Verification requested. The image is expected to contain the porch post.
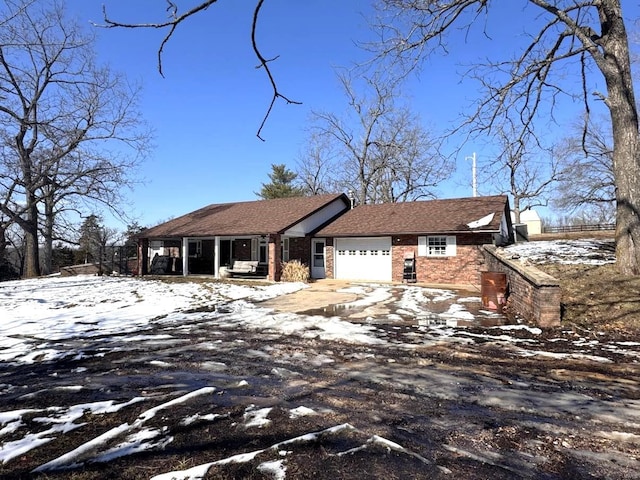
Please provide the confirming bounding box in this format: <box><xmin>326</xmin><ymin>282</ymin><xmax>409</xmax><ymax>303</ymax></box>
<box><xmin>268</xmin><ymin>234</ymin><xmax>282</xmax><ymax>282</ymax></box>
<box><xmin>182</xmin><ymin>238</ymin><xmax>188</xmax><ymax>276</ymax></box>
<box><xmin>214</xmin><ymin>236</ymin><xmax>220</xmax><ymax>279</ymax></box>
<box><xmin>138</xmin><ymin>238</ymin><xmax>149</xmax><ymax>276</ymax></box>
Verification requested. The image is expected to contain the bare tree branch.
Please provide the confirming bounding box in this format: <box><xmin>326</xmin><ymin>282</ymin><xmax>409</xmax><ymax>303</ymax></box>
<box><xmin>374</xmin><ymin>0</ymin><xmax>640</xmax><ymax>274</ymax></box>
<box><xmin>99</xmin><ymin>0</ymin><xmax>301</xmax><ymax>140</ymax></box>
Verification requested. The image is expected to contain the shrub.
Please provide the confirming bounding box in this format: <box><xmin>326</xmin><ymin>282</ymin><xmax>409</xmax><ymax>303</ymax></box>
<box><xmin>280</xmin><ymin>260</ymin><xmax>310</xmax><ymax>283</ymax></box>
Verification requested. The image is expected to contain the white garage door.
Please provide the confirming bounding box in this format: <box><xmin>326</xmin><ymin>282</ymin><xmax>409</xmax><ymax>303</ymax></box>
<box><xmin>335</xmin><ymin>237</ymin><xmax>392</xmax><ymax>281</ymax></box>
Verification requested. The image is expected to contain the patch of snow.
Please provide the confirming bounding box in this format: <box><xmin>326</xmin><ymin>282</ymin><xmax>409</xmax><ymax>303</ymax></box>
<box><xmin>503</xmin><ymin>239</ymin><xmax>615</xmax><ymax>265</ymax></box>
<box><xmin>33</xmin><ymin>388</ymin><xmax>214</xmax><ymax>472</ymax></box>
<box><xmin>257</xmin><ymin>459</ymin><xmax>287</xmax><ymax>480</ymax></box>
<box><xmin>151</xmin><ymin>424</ymin><xmax>357</xmax><ymax>480</ymax></box>
<box><xmin>289</xmin><ymin>406</ymin><xmax>316</xmax><ymax>419</ymax></box>
<box><xmin>516</xmin><ymin>349</ymin><xmax>614</xmax><ymax>363</ymax></box>
<box><xmin>496</xmin><ymin>325</ymin><xmax>542</xmax><ymax>335</ymax></box>
<box><xmin>243</xmin><ymin>407</ymin><xmax>273</xmax><ymax>429</ymax></box>
<box><xmin>467</xmin><ymin>212</ymin><xmax>495</xmax><ymax>229</ymax></box>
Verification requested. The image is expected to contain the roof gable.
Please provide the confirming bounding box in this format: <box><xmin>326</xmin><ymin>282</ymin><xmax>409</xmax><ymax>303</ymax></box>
<box><xmin>141</xmin><ymin>194</ymin><xmax>350</xmax><ymax>238</ymax></box>
<box><xmin>316</xmin><ymin>195</ymin><xmax>510</xmax><ymax>236</ymax></box>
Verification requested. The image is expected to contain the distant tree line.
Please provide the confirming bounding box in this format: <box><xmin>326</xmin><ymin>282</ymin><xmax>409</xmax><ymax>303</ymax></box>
<box><xmin>0</xmin><ymin>0</ymin><xmax>150</xmax><ymax>279</ymax></box>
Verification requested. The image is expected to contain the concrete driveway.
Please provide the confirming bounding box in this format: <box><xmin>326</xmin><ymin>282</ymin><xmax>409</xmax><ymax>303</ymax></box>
<box><xmin>258</xmin><ymin>280</ymin><xmax>361</xmax><ymax>313</ymax></box>
<box><xmin>258</xmin><ymin>279</ymin><xmax>495</xmax><ymax>326</ymax></box>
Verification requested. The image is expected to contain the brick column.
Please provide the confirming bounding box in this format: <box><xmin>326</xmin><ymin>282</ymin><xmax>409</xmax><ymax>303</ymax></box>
<box><xmin>268</xmin><ymin>235</ymin><xmax>282</xmax><ymax>281</ymax></box>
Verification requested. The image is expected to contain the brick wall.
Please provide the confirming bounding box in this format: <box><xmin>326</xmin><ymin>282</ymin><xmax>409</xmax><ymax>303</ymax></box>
<box><xmin>483</xmin><ymin>245</ymin><xmax>561</xmax><ymax>327</ymax></box>
<box><xmin>233</xmin><ymin>239</ymin><xmax>251</xmax><ymax>260</ymax></box>
<box><xmin>288</xmin><ymin>237</ymin><xmax>311</xmax><ymax>266</ymax></box>
<box><xmin>392</xmin><ymin>234</ymin><xmax>490</xmax><ymax>285</ymax></box>
<box><xmin>324</xmin><ymin>238</ymin><xmax>334</xmax><ymax>279</ymax></box>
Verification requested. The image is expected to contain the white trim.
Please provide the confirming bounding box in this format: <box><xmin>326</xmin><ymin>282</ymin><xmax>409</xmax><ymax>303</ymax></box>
<box><xmin>251</xmin><ymin>238</ymin><xmax>258</xmax><ymax>261</ymax></box>
<box><xmin>311</xmin><ymin>238</ymin><xmax>326</xmax><ymax>279</ymax></box>
<box><xmin>214</xmin><ymin>236</ymin><xmax>220</xmax><ymax>279</ymax></box>
<box><xmin>418</xmin><ymin>235</ymin><xmax>457</xmax><ymax>257</ymax></box>
<box><xmin>281</xmin><ymin>237</ymin><xmax>290</xmax><ymax>262</ymax></box>
<box><xmin>182</xmin><ymin>238</ymin><xmax>188</xmax><ymax>276</ymax></box>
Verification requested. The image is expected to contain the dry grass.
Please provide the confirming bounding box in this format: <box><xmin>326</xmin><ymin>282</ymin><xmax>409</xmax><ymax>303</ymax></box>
<box><xmin>537</xmin><ymin>262</ymin><xmax>640</xmax><ymax>334</ymax></box>
<box><xmin>280</xmin><ymin>260</ymin><xmax>310</xmax><ymax>283</ymax></box>
<box><xmin>527</xmin><ymin>231</ymin><xmax>640</xmax><ymax>333</ymax></box>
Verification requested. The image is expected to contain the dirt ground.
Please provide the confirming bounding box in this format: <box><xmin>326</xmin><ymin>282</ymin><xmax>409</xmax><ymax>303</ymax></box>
<box><xmin>2</xmin><ymin>235</ymin><xmax>640</xmax><ymax>480</ymax></box>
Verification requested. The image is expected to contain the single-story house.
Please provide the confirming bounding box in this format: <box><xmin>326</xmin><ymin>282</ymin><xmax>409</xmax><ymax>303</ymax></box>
<box><xmin>136</xmin><ymin>193</ymin><xmax>351</xmax><ymax>281</ymax></box>
<box><xmin>136</xmin><ymin>194</ymin><xmax>513</xmax><ymax>284</ymax></box>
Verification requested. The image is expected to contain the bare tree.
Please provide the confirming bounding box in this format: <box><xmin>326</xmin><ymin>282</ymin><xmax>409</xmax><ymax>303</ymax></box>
<box><xmin>0</xmin><ymin>1</ymin><xmax>150</xmax><ymax>277</ymax></box>
<box><xmin>373</xmin><ymin>0</ymin><xmax>640</xmax><ymax>274</ymax></box>
<box><xmin>295</xmin><ymin>132</ymin><xmax>341</xmax><ymax>196</ymax></box>
<box><xmin>477</xmin><ymin>124</ymin><xmax>561</xmax><ymax>224</ymax></box>
<box><xmin>301</xmin><ymin>69</ymin><xmax>451</xmax><ymax>206</ymax></box>
<box><xmin>553</xmin><ymin>117</ymin><xmax>616</xmax><ymax>221</ymax></box>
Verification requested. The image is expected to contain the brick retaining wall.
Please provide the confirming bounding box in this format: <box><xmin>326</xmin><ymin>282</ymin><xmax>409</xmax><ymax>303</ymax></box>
<box><xmin>483</xmin><ymin>245</ymin><xmax>561</xmax><ymax>328</ymax></box>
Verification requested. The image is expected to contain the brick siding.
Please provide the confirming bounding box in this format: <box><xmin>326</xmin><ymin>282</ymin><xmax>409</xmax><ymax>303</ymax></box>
<box><xmin>321</xmin><ymin>234</ymin><xmax>490</xmax><ymax>284</ymax></box>
<box><xmin>324</xmin><ymin>238</ymin><xmax>335</xmax><ymax>279</ymax></box>
<box><xmin>288</xmin><ymin>237</ymin><xmax>311</xmax><ymax>266</ymax></box>
<box><xmin>392</xmin><ymin>234</ymin><xmax>490</xmax><ymax>285</ymax></box>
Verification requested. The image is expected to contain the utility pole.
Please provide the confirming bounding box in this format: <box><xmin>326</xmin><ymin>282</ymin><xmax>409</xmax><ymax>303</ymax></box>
<box><xmin>465</xmin><ymin>152</ymin><xmax>477</xmax><ymax>197</ymax></box>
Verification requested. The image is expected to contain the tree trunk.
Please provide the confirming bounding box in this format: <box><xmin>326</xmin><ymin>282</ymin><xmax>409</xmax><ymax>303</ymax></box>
<box><xmin>0</xmin><ymin>224</ymin><xmax>7</xmax><ymax>274</ymax></box>
<box><xmin>513</xmin><ymin>197</ymin><xmax>521</xmax><ymax>225</ymax></box>
<box><xmin>598</xmin><ymin>2</ymin><xmax>640</xmax><ymax>275</ymax></box>
<box><xmin>23</xmin><ymin>208</ymin><xmax>41</xmax><ymax>278</ymax></box>
<box><xmin>41</xmin><ymin>194</ymin><xmax>55</xmax><ymax>276</ymax></box>
<box><xmin>612</xmin><ymin>124</ymin><xmax>640</xmax><ymax>275</ymax></box>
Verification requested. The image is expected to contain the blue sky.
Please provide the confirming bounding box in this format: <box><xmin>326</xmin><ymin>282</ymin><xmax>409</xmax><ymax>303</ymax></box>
<box><xmin>65</xmin><ymin>1</ymin><xmax>638</xmax><ymax>229</ymax></box>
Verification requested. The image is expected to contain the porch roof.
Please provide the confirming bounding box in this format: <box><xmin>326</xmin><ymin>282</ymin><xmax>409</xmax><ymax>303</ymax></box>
<box><xmin>315</xmin><ymin>195</ymin><xmax>510</xmax><ymax>236</ymax></box>
<box><xmin>140</xmin><ymin>193</ymin><xmax>350</xmax><ymax>238</ymax></box>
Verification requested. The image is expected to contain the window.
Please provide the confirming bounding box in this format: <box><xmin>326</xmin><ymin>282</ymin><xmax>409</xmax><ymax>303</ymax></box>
<box><xmin>418</xmin><ymin>236</ymin><xmax>457</xmax><ymax>257</ymax></box>
<box><xmin>312</xmin><ymin>240</ymin><xmax>325</xmax><ymax>268</ymax></box>
<box><xmin>188</xmin><ymin>240</ymin><xmax>201</xmax><ymax>258</ymax></box>
<box><xmin>251</xmin><ymin>237</ymin><xmax>269</xmax><ymax>263</ymax></box>
<box><xmin>428</xmin><ymin>236</ymin><xmax>447</xmax><ymax>256</ymax></box>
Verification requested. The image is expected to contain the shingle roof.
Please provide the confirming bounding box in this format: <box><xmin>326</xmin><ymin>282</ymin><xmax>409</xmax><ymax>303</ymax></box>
<box><xmin>315</xmin><ymin>195</ymin><xmax>509</xmax><ymax>236</ymax></box>
<box><xmin>140</xmin><ymin>194</ymin><xmax>349</xmax><ymax>238</ymax></box>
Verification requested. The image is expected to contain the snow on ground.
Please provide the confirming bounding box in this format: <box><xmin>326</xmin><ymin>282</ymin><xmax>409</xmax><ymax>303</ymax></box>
<box><xmin>0</xmin><ymin>238</ymin><xmax>634</xmax><ymax>477</ymax></box>
<box><xmin>503</xmin><ymin>238</ymin><xmax>615</xmax><ymax>265</ymax></box>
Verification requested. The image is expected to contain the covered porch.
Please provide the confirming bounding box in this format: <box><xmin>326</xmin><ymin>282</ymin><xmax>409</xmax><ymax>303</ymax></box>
<box><xmin>138</xmin><ymin>234</ymin><xmax>311</xmax><ymax>282</ymax></box>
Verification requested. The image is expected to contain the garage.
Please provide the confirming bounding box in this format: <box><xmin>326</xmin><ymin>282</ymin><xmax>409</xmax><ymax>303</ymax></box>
<box><xmin>334</xmin><ymin>237</ymin><xmax>392</xmax><ymax>281</ymax></box>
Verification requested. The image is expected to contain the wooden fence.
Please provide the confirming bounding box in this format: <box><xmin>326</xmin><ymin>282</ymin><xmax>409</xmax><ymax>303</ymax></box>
<box><xmin>543</xmin><ymin>223</ymin><xmax>615</xmax><ymax>234</ymax></box>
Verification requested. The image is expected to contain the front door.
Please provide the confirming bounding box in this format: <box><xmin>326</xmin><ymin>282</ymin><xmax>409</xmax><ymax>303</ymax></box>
<box><xmin>311</xmin><ymin>238</ymin><xmax>326</xmax><ymax>279</ymax></box>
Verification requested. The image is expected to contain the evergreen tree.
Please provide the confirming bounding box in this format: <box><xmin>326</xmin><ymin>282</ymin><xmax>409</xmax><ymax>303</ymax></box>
<box><xmin>51</xmin><ymin>243</ymin><xmax>75</xmax><ymax>272</ymax></box>
<box><xmin>257</xmin><ymin>164</ymin><xmax>306</xmax><ymax>199</ymax></box>
<box><xmin>77</xmin><ymin>215</ymin><xmax>104</xmax><ymax>264</ymax></box>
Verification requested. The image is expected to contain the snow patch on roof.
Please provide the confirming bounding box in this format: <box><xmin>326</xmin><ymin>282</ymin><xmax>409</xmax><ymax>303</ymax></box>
<box><xmin>467</xmin><ymin>212</ymin><xmax>495</xmax><ymax>229</ymax></box>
